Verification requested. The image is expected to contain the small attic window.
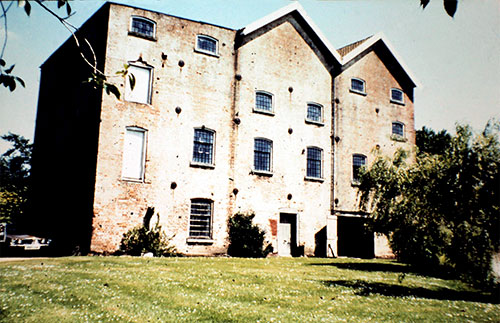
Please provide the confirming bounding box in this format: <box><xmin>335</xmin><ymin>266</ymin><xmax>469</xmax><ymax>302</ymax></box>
<box><xmin>350</xmin><ymin>78</ymin><xmax>366</xmax><ymax>95</ymax></box>
<box><xmin>129</xmin><ymin>16</ymin><xmax>156</xmax><ymax>40</ymax></box>
<box><xmin>195</xmin><ymin>35</ymin><xmax>218</xmax><ymax>56</ymax></box>
<box><xmin>390</xmin><ymin>88</ymin><xmax>404</xmax><ymax>104</ymax></box>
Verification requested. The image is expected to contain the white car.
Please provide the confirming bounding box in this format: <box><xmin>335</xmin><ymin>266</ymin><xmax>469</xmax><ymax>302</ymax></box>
<box><xmin>0</xmin><ymin>223</ymin><xmax>51</xmax><ymax>255</ymax></box>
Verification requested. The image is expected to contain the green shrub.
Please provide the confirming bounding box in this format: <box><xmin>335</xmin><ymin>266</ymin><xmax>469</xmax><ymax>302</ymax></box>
<box><xmin>120</xmin><ymin>208</ymin><xmax>177</xmax><ymax>257</ymax></box>
<box><xmin>227</xmin><ymin>212</ymin><xmax>273</xmax><ymax>258</ymax></box>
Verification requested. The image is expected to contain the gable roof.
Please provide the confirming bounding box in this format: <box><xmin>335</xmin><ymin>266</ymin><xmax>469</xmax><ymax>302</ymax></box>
<box><xmin>341</xmin><ymin>32</ymin><xmax>421</xmax><ymax>88</ymax></box>
<box><xmin>240</xmin><ymin>3</ymin><xmax>420</xmax><ymax>88</ymax></box>
<box><xmin>239</xmin><ymin>2</ymin><xmax>343</xmax><ymax>67</ymax></box>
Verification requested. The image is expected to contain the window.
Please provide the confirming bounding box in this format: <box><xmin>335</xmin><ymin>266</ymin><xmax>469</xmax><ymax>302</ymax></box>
<box><xmin>189</xmin><ymin>199</ymin><xmax>212</xmax><ymax>238</ymax></box>
<box><xmin>254</xmin><ymin>138</ymin><xmax>272</xmax><ymax>172</ymax></box>
<box><xmin>352</xmin><ymin>154</ymin><xmax>366</xmax><ymax>183</ymax></box>
<box><xmin>392</xmin><ymin>122</ymin><xmax>405</xmax><ymax>137</ymax></box>
<box><xmin>306</xmin><ymin>103</ymin><xmax>323</xmax><ymax>124</ymax></box>
<box><xmin>196</xmin><ymin>35</ymin><xmax>218</xmax><ymax>55</ymax></box>
<box><xmin>307</xmin><ymin>147</ymin><xmax>323</xmax><ymax>179</ymax></box>
<box><xmin>122</xmin><ymin>127</ymin><xmax>146</xmax><ymax>181</ymax></box>
<box><xmin>125</xmin><ymin>64</ymin><xmax>153</xmax><ymax>104</ymax></box>
<box><xmin>391</xmin><ymin>88</ymin><xmax>404</xmax><ymax>104</ymax></box>
<box><xmin>192</xmin><ymin>128</ymin><xmax>214</xmax><ymax>165</ymax></box>
<box><xmin>350</xmin><ymin>78</ymin><xmax>366</xmax><ymax>94</ymax></box>
<box><xmin>254</xmin><ymin>91</ymin><xmax>273</xmax><ymax>114</ymax></box>
<box><xmin>130</xmin><ymin>16</ymin><xmax>156</xmax><ymax>39</ymax></box>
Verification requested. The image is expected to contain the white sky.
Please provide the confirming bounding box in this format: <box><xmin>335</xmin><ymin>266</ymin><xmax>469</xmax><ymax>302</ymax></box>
<box><xmin>0</xmin><ymin>0</ymin><xmax>499</xmax><ymax>152</ymax></box>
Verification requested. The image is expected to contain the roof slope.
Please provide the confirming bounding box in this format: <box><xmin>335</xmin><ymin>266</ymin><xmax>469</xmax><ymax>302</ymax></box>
<box><xmin>337</xmin><ymin>36</ymin><xmax>371</xmax><ymax>58</ymax></box>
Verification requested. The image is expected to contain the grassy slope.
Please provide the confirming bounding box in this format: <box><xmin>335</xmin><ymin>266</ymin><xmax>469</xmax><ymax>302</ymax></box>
<box><xmin>0</xmin><ymin>257</ymin><xmax>498</xmax><ymax>322</ymax></box>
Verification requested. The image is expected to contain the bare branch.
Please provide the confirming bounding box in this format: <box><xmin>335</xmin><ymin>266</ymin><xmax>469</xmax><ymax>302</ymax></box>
<box><xmin>0</xmin><ymin>1</ymin><xmax>8</xmax><ymax>59</ymax></box>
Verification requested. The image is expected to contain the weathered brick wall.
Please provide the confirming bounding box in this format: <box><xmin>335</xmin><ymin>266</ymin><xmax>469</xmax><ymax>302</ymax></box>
<box><xmin>91</xmin><ymin>4</ymin><xmax>237</xmax><ymax>254</ymax></box>
<box><xmin>330</xmin><ymin>49</ymin><xmax>415</xmax><ymax>257</ymax></box>
<box><xmin>233</xmin><ymin>17</ymin><xmax>333</xmax><ymax>256</ymax></box>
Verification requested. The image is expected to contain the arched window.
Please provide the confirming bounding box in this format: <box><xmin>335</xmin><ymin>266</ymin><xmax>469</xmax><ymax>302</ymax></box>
<box><xmin>130</xmin><ymin>16</ymin><xmax>156</xmax><ymax>39</ymax></box>
<box><xmin>306</xmin><ymin>103</ymin><xmax>323</xmax><ymax>124</ymax></box>
<box><xmin>392</xmin><ymin>121</ymin><xmax>405</xmax><ymax>137</ymax></box>
<box><xmin>350</xmin><ymin>78</ymin><xmax>366</xmax><ymax>95</ymax></box>
<box><xmin>254</xmin><ymin>138</ymin><xmax>273</xmax><ymax>172</ymax></box>
<box><xmin>196</xmin><ymin>35</ymin><xmax>218</xmax><ymax>55</ymax></box>
<box><xmin>254</xmin><ymin>91</ymin><xmax>274</xmax><ymax>114</ymax></box>
<box><xmin>391</xmin><ymin>88</ymin><xmax>404</xmax><ymax>104</ymax></box>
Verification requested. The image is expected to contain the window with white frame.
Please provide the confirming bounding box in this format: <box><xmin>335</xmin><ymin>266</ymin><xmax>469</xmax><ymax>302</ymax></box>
<box><xmin>189</xmin><ymin>199</ymin><xmax>212</xmax><ymax>238</ymax></box>
<box><xmin>196</xmin><ymin>35</ymin><xmax>218</xmax><ymax>55</ymax></box>
<box><xmin>125</xmin><ymin>64</ymin><xmax>153</xmax><ymax>104</ymax></box>
<box><xmin>254</xmin><ymin>138</ymin><xmax>272</xmax><ymax>172</ymax></box>
<box><xmin>306</xmin><ymin>103</ymin><xmax>323</xmax><ymax>124</ymax></box>
<box><xmin>255</xmin><ymin>91</ymin><xmax>273</xmax><ymax>113</ymax></box>
<box><xmin>350</xmin><ymin>78</ymin><xmax>366</xmax><ymax>94</ymax></box>
<box><xmin>392</xmin><ymin>121</ymin><xmax>405</xmax><ymax>137</ymax></box>
<box><xmin>122</xmin><ymin>127</ymin><xmax>147</xmax><ymax>181</ymax></box>
<box><xmin>192</xmin><ymin>128</ymin><xmax>215</xmax><ymax>165</ymax></box>
<box><xmin>130</xmin><ymin>16</ymin><xmax>156</xmax><ymax>39</ymax></box>
<box><xmin>391</xmin><ymin>88</ymin><xmax>404</xmax><ymax>104</ymax></box>
<box><xmin>307</xmin><ymin>147</ymin><xmax>323</xmax><ymax>179</ymax></box>
<box><xmin>352</xmin><ymin>154</ymin><xmax>366</xmax><ymax>183</ymax></box>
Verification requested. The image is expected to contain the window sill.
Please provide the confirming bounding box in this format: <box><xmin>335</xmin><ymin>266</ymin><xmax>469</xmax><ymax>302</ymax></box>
<box><xmin>304</xmin><ymin>176</ymin><xmax>324</xmax><ymax>183</ymax></box>
<box><xmin>128</xmin><ymin>31</ymin><xmax>157</xmax><ymax>42</ymax></box>
<box><xmin>390</xmin><ymin>135</ymin><xmax>407</xmax><ymax>142</ymax></box>
<box><xmin>305</xmin><ymin>119</ymin><xmax>325</xmax><ymax>126</ymax></box>
<box><xmin>351</xmin><ymin>180</ymin><xmax>361</xmax><ymax>187</ymax></box>
<box><xmin>194</xmin><ymin>48</ymin><xmax>220</xmax><ymax>58</ymax></box>
<box><xmin>186</xmin><ymin>237</ymin><xmax>214</xmax><ymax>245</ymax></box>
<box><xmin>125</xmin><ymin>99</ymin><xmax>152</xmax><ymax>105</ymax></box>
<box><xmin>350</xmin><ymin>89</ymin><xmax>367</xmax><ymax>96</ymax></box>
<box><xmin>121</xmin><ymin>177</ymin><xmax>144</xmax><ymax>183</ymax></box>
<box><xmin>251</xmin><ymin>169</ymin><xmax>273</xmax><ymax>177</ymax></box>
<box><xmin>253</xmin><ymin>109</ymin><xmax>275</xmax><ymax>116</ymax></box>
<box><xmin>390</xmin><ymin>99</ymin><xmax>405</xmax><ymax>106</ymax></box>
<box><xmin>190</xmin><ymin>162</ymin><xmax>215</xmax><ymax>169</ymax></box>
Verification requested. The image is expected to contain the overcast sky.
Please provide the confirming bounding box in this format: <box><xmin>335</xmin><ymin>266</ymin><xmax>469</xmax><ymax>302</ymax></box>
<box><xmin>0</xmin><ymin>0</ymin><xmax>499</xmax><ymax>152</ymax></box>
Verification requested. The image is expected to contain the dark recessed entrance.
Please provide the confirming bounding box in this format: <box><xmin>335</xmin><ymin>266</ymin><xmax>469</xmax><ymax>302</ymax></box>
<box><xmin>337</xmin><ymin>216</ymin><xmax>374</xmax><ymax>258</ymax></box>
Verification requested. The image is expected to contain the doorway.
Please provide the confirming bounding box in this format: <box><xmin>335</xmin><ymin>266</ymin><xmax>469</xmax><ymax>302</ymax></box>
<box><xmin>278</xmin><ymin>213</ymin><xmax>297</xmax><ymax>257</ymax></box>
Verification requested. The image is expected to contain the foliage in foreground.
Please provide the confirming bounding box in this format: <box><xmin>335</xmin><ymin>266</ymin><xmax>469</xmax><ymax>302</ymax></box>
<box><xmin>227</xmin><ymin>212</ymin><xmax>273</xmax><ymax>258</ymax></box>
<box><xmin>0</xmin><ymin>133</ymin><xmax>32</xmax><ymax>225</ymax></box>
<box><xmin>119</xmin><ymin>207</ymin><xmax>177</xmax><ymax>257</ymax></box>
<box><xmin>358</xmin><ymin>122</ymin><xmax>500</xmax><ymax>287</ymax></box>
<box><xmin>0</xmin><ymin>257</ymin><xmax>498</xmax><ymax>322</ymax></box>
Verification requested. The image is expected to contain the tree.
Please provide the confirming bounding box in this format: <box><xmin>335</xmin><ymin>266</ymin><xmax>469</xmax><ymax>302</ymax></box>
<box><xmin>0</xmin><ymin>132</ymin><xmax>33</xmax><ymax>224</ymax></box>
<box><xmin>416</xmin><ymin>126</ymin><xmax>451</xmax><ymax>156</ymax></box>
<box><xmin>227</xmin><ymin>213</ymin><xmax>273</xmax><ymax>258</ymax></box>
<box><xmin>420</xmin><ymin>0</ymin><xmax>459</xmax><ymax>18</ymax></box>
<box><xmin>0</xmin><ymin>0</ymin><xmax>131</xmax><ymax>98</ymax></box>
<box><xmin>358</xmin><ymin>121</ymin><xmax>500</xmax><ymax>287</ymax></box>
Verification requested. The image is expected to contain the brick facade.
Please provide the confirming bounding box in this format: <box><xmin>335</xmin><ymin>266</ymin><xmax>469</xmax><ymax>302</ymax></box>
<box><xmin>31</xmin><ymin>3</ymin><xmax>418</xmax><ymax>257</ymax></box>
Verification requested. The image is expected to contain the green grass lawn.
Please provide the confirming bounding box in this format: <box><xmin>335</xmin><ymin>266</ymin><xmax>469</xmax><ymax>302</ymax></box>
<box><xmin>0</xmin><ymin>256</ymin><xmax>498</xmax><ymax>322</ymax></box>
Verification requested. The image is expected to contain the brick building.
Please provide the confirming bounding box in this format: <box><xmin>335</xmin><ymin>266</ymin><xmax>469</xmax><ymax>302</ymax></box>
<box><xmin>30</xmin><ymin>2</ymin><xmax>418</xmax><ymax>256</ymax></box>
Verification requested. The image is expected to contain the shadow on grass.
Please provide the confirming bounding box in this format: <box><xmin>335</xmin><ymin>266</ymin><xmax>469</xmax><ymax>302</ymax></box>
<box><xmin>310</xmin><ymin>261</ymin><xmax>450</xmax><ymax>280</ymax></box>
<box><xmin>322</xmin><ymin>279</ymin><xmax>499</xmax><ymax>304</ymax></box>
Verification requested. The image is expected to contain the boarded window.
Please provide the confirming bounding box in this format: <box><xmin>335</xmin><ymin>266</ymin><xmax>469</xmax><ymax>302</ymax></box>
<box><xmin>125</xmin><ymin>64</ymin><xmax>152</xmax><ymax>104</ymax></box>
<box><xmin>122</xmin><ymin>127</ymin><xmax>146</xmax><ymax>180</ymax></box>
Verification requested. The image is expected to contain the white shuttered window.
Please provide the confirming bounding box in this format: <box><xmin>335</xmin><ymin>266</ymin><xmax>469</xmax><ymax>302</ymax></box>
<box><xmin>122</xmin><ymin>127</ymin><xmax>146</xmax><ymax>181</ymax></box>
<box><xmin>125</xmin><ymin>65</ymin><xmax>152</xmax><ymax>104</ymax></box>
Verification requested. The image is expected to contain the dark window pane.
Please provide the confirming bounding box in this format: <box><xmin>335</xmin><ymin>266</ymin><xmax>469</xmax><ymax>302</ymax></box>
<box><xmin>254</xmin><ymin>139</ymin><xmax>272</xmax><ymax>171</ymax></box>
<box><xmin>197</xmin><ymin>36</ymin><xmax>217</xmax><ymax>54</ymax></box>
<box><xmin>307</xmin><ymin>147</ymin><xmax>322</xmax><ymax>178</ymax></box>
<box><xmin>131</xmin><ymin>18</ymin><xmax>155</xmax><ymax>38</ymax></box>
<box><xmin>255</xmin><ymin>93</ymin><xmax>273</xmax><ymax>112</ymax></box>
<box><xmin>391</xmin><ymin>89</ymin><xmax>404</xmax><ymax>102</ymax></box>
<box><xmin>307</xmin><ymin>104</ymin><xmax>322</xmax><ymax>122</ymax></box>
<box><xmin>193</xmin><ymin>129</ymin><xmax>214</xmax><ymax>164</ymax></box>
<box><xmin>351</xmin><ymin>79</ymin><xmax>365</xmax><ymax>93</ymax></box>
<box><xmin>392</xmin><ymin>122</ymin><xmax>404</xmax><ymax>136</ymax></box>
<box><xmin>352</xmin><ymin>155</ymin><xmax>366</xmax><ymax>182</ymax></box>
